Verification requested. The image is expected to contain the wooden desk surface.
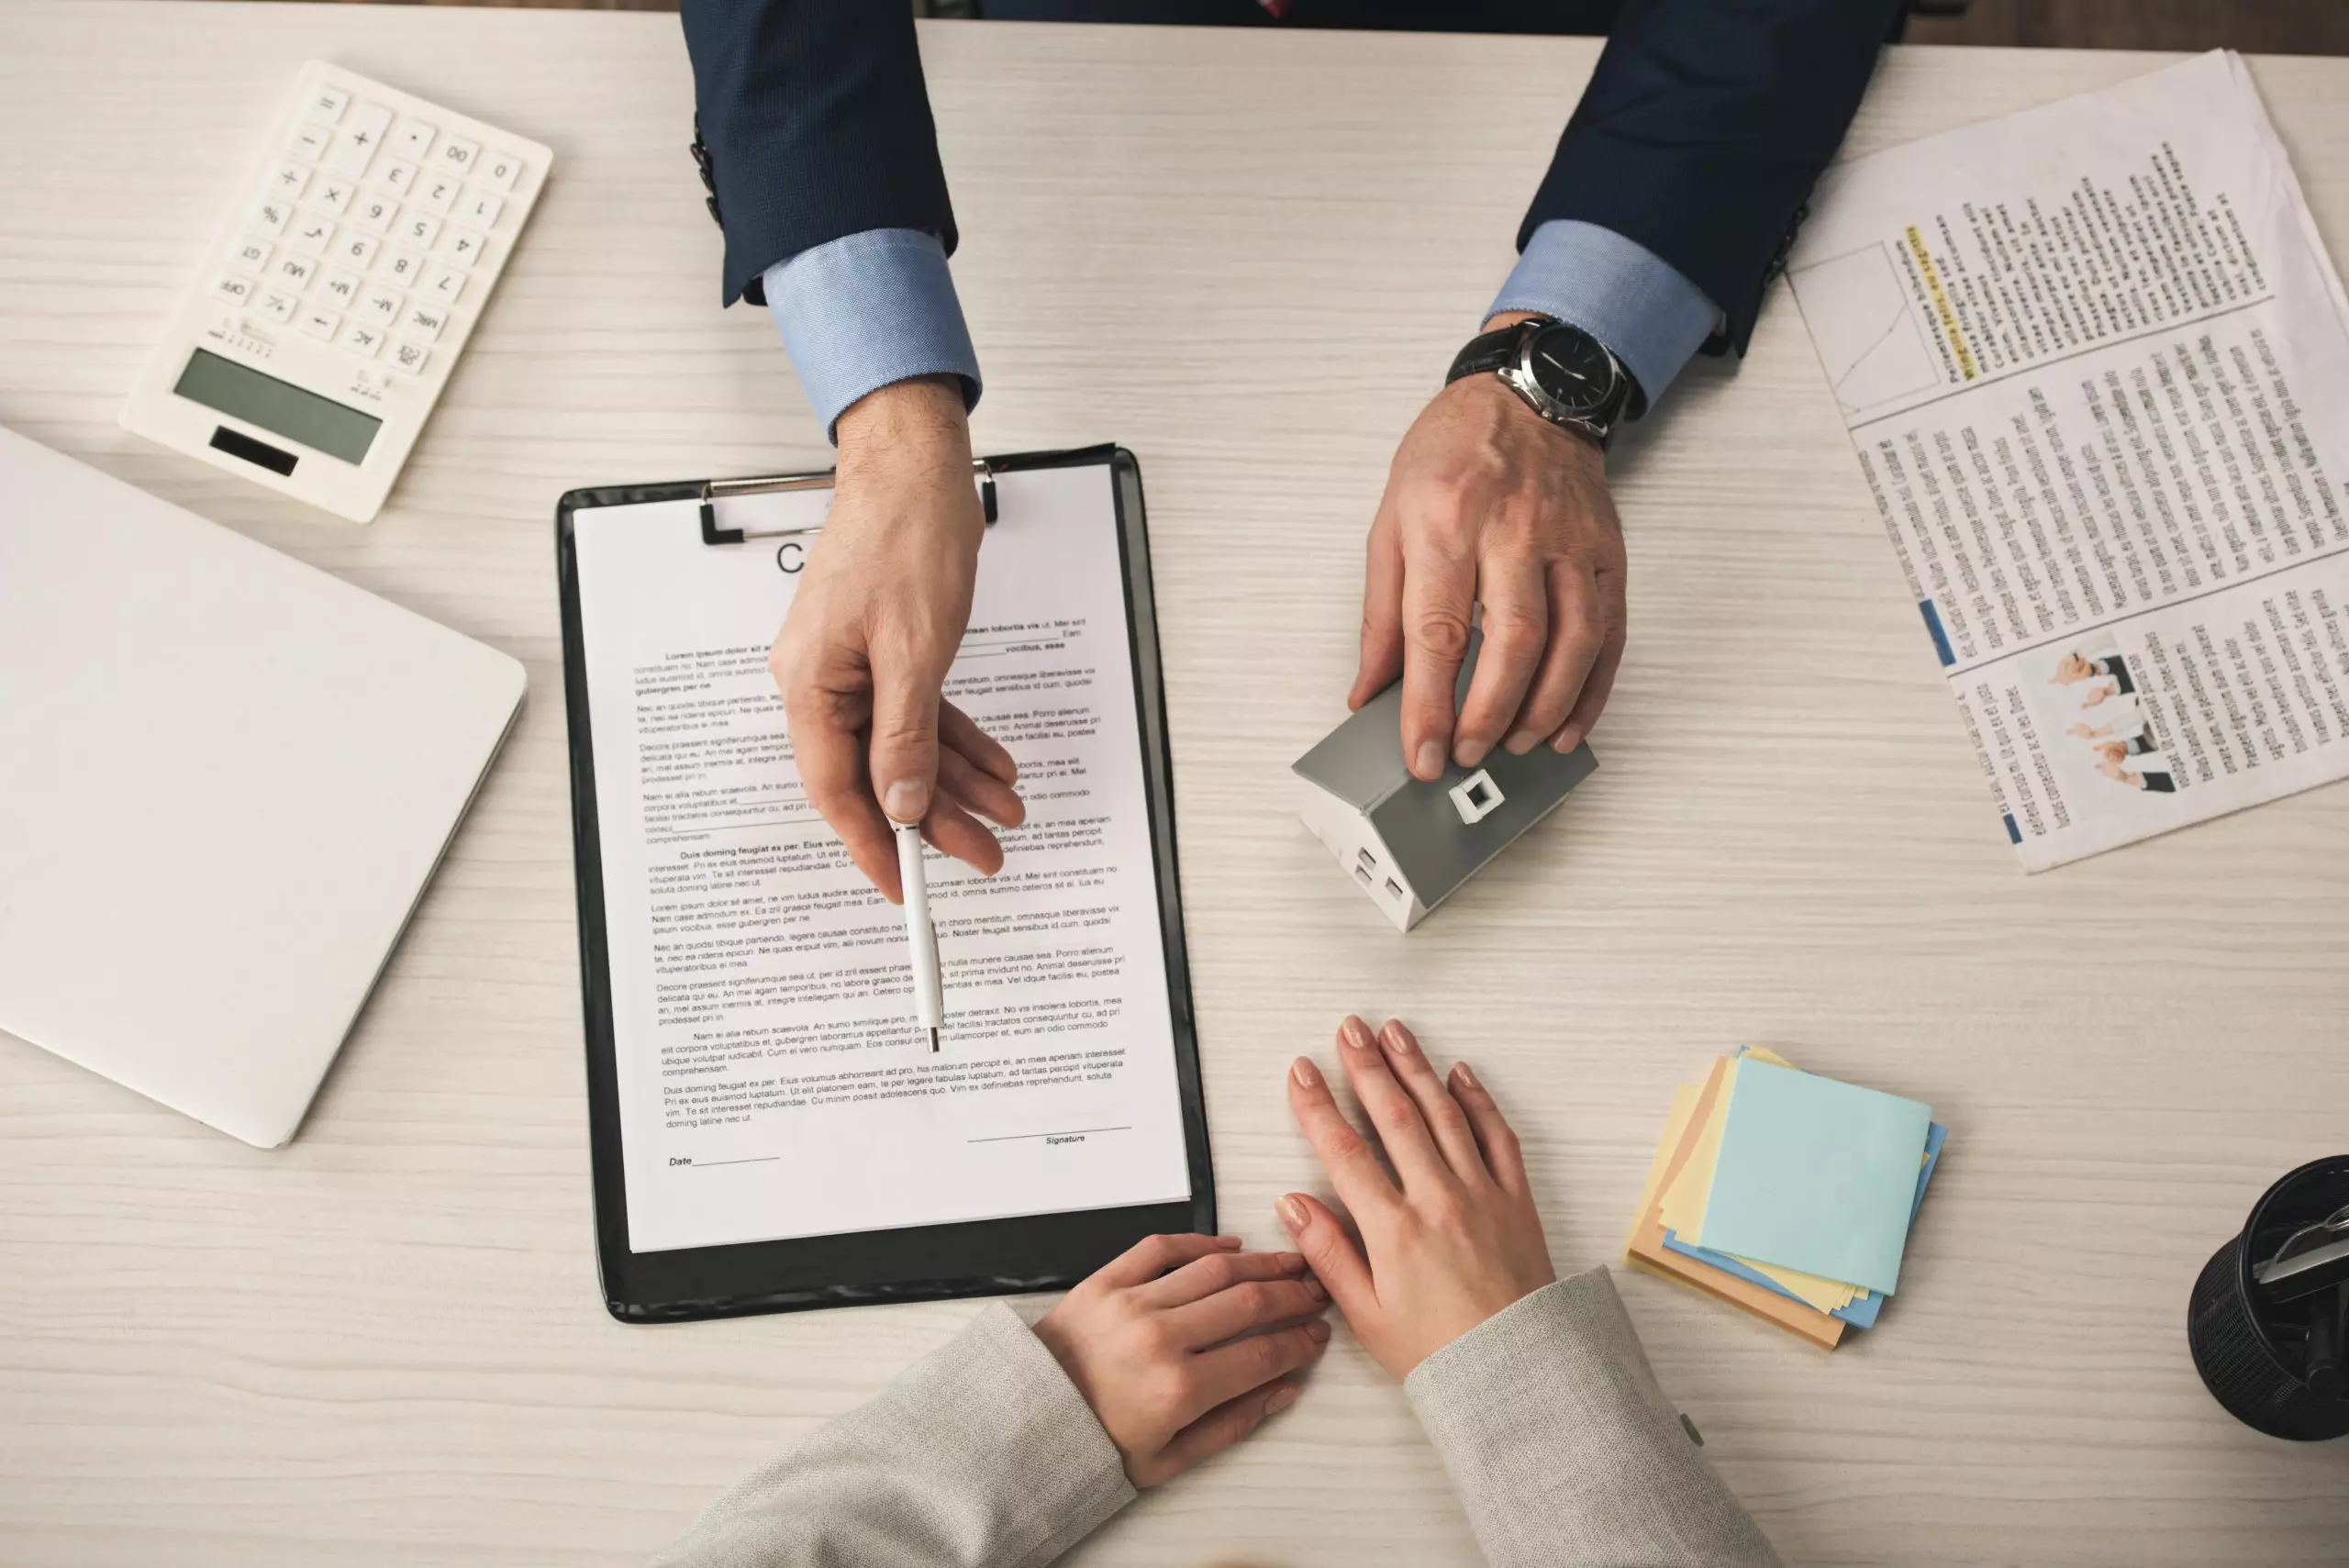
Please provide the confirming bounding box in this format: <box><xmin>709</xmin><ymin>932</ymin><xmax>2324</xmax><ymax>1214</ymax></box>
<box><xmin>4</xmin><ymin>5</ymin><xmax>2346</xmax><ymax>1562</ymax></box>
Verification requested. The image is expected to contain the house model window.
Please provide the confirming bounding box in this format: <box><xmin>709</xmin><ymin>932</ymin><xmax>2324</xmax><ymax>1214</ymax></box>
<box><xmin>1290</xmin><ymin>632</ymin><xmax>1598</xmax><ymax>932</ymax></box>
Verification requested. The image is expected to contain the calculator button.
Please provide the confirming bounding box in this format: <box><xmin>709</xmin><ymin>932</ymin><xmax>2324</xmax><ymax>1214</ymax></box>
<box><xmin>457</xmin><ymin>190</ymin><xmax>505</xmax><ymax>229</ymax></box>
<box><xmin>435</xmin><ymin>137</ymin><xmax>479</xmax><ymax>175</ymax></box>
<box><xmin>288</xmin><ymin>217</ymin><xmax>334</xmax><ymax>256</ymax></box>
<box><xmin>339</xmin><ymin>320</ymin><xmax>385</xmax><ymax>359</ymax></box>
<box><xmin>441</xmin><ymin>228</ymin><xmax>486</xmax><ymax>269</ymax></box>
<box><xmin>350</xmin><ymin>195</ymin><xmax>398</xmax><ymax>234</ymax></box>
<box><xmin>381</xmin><ymin>248</ymin><xmax>426</xmax><ymax>286</ymax></box>
<box><xmin>398</xmin><ymin>212</ymin><xmax>443</xmax><ymax>250</ymax></box>
<box><xmin>359</xmin><ymin>286</ymin><xmax>403</xmax><ymax>324</ymax></box>
<box><xmin>478</xmin><ymin>150</ymin><xmax>525</xmax><ymax>193</ymax></box>
<box><xmin>335</xmin><ymin>232</ymin><xmax>381</xmax><ymax>271</ymax></box>
<box><xmin>288</xmin><ymin>124</ymin><xmax>331</xmax><ymax>162</ymax></box>
<box><xmin>210</xmin><ymin>272</ymin><xmax>255</xmax><ymax>306</ymax></box>
<box><xmin>312</xmin><ymin>178</ymin><xmax>355</xmax><ymax>217</ymax></box>
<box><xmin>377</xmin><ymin>158</ymin><xmax>417</xmax><ymax>195</ymax></box>
<box><xmin>330</xmin><ymin>101</ymin><xmax>395</xmax><ymax>177</ymax></box>
<box><xmin>301</xmin><ymin>84</ymin><xmax>351</xmax><ymax>126</ymax></box>
<box><xmin>227</xmin><ymin>233</ymin><xmax>274</xmax><ymax>274</ymax></box>
<box><xmin>424</xmin><ymin>267</ymin><xmax>467</xmax><ymax>306</ymax></box>
<box><xmin>249</xmin><ymin>198</ymin><xmax>293</xmax><ymax>237</ymax></box>
<box><xmin>319</xmin><ymin>268</ymin><xmax>362</xmax><ymax>306</ymax></box>
<box><xmin>273</xmin><ymin>253</ymin><xmax>317</xmax><ymax>289</ymax></box>
<box><xmin>392</xmin><ymin>119</ymin><xmax>437</xmax><ymax>160</ymax></box>
<box><xmin>268</xmin><ymin>161</ymin><xmax>312</xmax><ymax>200</ymax></box>
<box><xmin>388</xmin><ymin>339</ymin><xmax>430</xmax><ymax>376</ymax></box>
<box><xmin>297</xmin><ymin>305</ymin><xmax>341</xmax><ymax>339</ymax></box>
<box><xmin>257</xmin><ymin>289</ymin><xmax>299</xmax><ymax>325</ymax></box>
<box><xmin>417</xmin><ymin>173</ymin><xmax>461</xmax><ymax>215</ymax></box>
<box><xmin>402</xmin><ymin>302</ymin><xmax>448</xmax><ymax>341</ymax></box>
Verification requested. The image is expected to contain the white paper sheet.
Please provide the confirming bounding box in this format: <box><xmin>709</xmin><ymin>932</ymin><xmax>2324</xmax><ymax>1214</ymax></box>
<box><xmin>1788</xmin><ymin>51</ymin><xmax>2349</xmax><ymax>869</ymax></box>
<box><xmin>573</xmin><ymin>463</ymin><xmax>1193</xmax><ymax>1252</ymax></box>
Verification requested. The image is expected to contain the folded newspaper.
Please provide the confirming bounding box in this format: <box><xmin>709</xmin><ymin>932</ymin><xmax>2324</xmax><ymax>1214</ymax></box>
<box><xmin>1788</xmin><ymin>50</ymin><xmax>2349</xmax><ymax>870</ymax></box>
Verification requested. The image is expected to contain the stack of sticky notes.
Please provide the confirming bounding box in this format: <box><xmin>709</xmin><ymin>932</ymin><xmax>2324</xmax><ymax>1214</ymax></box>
<box><xmin>1627</xmin><ymin>1048</ymin><xmax>1946</xmax><ymax>1350</ymax></box>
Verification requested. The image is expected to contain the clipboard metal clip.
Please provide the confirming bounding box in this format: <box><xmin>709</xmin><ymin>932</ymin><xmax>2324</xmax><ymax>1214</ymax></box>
<box><xmin>698</xmin><ymin>459</ymin><xmax>998</xmax><ymax>547</ymax></box>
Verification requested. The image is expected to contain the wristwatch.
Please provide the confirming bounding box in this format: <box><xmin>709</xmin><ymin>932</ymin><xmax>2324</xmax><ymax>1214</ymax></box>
<box><xmin>1445</xmin><ymin>316</ymin><xmax>1635</xmax><ymax>450</ymax></box>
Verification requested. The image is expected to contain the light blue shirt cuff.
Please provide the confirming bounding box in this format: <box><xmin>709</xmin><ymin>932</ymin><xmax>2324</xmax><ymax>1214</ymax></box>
<box><xmin>1488</xmin><ymin>220</ymin><xmax>1721</xmax><ymax>417</ymax></box>
<box><xmin>763</xmin><ymin>228</ymin><xmax>983</xmax><ymax>443</ymax></box>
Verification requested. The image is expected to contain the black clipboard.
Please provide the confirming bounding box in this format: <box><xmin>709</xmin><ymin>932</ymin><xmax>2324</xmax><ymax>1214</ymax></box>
<box><xmin>555</xmin><ymin>445</ymin><xmax>1214</xmax><ymax>1323</ymax></box>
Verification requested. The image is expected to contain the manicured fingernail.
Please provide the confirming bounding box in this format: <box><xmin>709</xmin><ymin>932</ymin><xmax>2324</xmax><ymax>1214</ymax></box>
<box><xmin>1291</xmin><ymin>1057</ymin><xmax>1320</xmax><ymax>1088</ymax></box>
<box><xmin>882</xmin><ymin>779</ymin><xmax>928</xmax><ymax>823</ymax></box>
<box><xmin>1277</xmin><ymin>1194</ymin><xmax>1308</xmax><ymax>1230</ymax></box>
<box><xmin>1452</xmin><ymin>1060</ymin><xmax>1480</xmax><ymax>1090</ymax></box>
<box><xmin>1381</xmin><ymin>1020</ymin><xmax>1419</xmax><ymax>1058</ymax></box>
<box><xmin>1551</xmin><ymin>728</ymin><xmax>1582</xmax><ymax>754</ymax></box>
<box><xmin>1307</xmin><ymin>1319</ymin><xmax>1331</xmax><ymax>1343</ymax></box>
<box><xmin>1264</xmin><ymin>1384</ymin><xmax>1300</xmax><ymax>1414</ymax></box>
<box><xmin>1280</xmin><ymin>1251</ymin><xmax>1306</xmax><ymax>1271</ymax></box>
<box><xmin>1503</xmin><ymin>729</ymin><xmax>1541</xmax><ymax>755</ymax></box>
<box><xmin>1453</xmin><ymin>737</ymin><xmax>1489</xmax><ymax>768</ymax></box>
<box><xmin>1304</xmin><ymin>1274</ymin><xmax>1328</xmax><ymax>1300</ymax></box>
<box><xmin>1413</xmin><ymin>740</ymin><xmax>1444</xmax><ymax>779</ymax></box>
<box><xmin>1217</xmin><ymin>1235</ymin><xmax>1244</xmax><ymax>1249</ymax></box>
<box><xmin>1341</xmin><ymin>1017</ymin><xmax>1375</xmax><ymax>1052</ymax></box>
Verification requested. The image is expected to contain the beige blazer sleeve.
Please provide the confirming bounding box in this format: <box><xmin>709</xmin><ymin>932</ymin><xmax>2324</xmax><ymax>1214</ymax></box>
<box><xmin>650</xmin><ymin>1300</ymin><xmax>1135</xmax><ymax>1568</ymax></box>
<box><xmin>1406</xmin><ymin>1265</ymin><xmax>1784</xmax><ymax>1568</ymax></box>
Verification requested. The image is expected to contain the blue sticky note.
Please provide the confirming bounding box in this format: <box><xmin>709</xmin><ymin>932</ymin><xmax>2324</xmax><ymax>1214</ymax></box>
<box><xmin>1664</xmin><ymin>1122</ymin><xmax>1946</xmax><ymax>1329</ymax></box>
<box><xmin>1695</xmin><ymin>1061</ymin><xmax>1933</xmax><ymax>1296</ymax></box>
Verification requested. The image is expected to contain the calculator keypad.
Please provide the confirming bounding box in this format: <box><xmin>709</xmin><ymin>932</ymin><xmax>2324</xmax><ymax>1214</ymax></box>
<box><xmin>218</xmin><ymin>87</ymin><xmax>533</xmax><ymax>378</ymax></box>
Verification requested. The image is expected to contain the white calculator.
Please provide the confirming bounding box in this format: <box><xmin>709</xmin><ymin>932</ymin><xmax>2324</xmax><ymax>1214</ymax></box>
<box><xmin>120</xmin><ymin>62</ymin><xmax>551</xmax><ymax>522</ymax></box>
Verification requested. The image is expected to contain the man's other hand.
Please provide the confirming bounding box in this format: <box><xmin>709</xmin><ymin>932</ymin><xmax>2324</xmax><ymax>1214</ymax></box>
<box><xmin>769</xmin><ymin>375</ymin><xmax>1025</xmax><ymax>902</ymax></box>
<box><xmin>1350</xmin><ymin>316</ymin><xmax>1628</xmax><ymax>781</ymax></box>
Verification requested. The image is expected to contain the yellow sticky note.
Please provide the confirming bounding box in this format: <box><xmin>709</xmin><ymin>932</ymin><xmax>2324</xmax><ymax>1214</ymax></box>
<box><xmin>1633</xmin><ymin>1082</ymin><xmax>1703</xmax><ymax>1245</ymax></box>
<box><xmin>1732</xmin><ymin>1255</ymin><xmax>1859</xmax><ymax>1313</ymax></box>
<box><xmin>1661</xmin><ymin>1059</ymin><xmax>1739</xmax><ymax>1239</ymax></box>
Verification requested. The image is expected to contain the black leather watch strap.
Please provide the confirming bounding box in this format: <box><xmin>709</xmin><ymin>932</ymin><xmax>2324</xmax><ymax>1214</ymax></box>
<box><xmin>1446</xmin><ymin>320</ymin><xmax>1539</xmax><ymax>384</ymax></box>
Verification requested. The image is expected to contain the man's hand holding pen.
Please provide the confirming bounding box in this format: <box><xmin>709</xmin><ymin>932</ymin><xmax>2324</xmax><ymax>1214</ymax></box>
<box><xmin>768</xmin><ymin>373</ymin><xmax>1025</xmax><ymax>901</ymax></box>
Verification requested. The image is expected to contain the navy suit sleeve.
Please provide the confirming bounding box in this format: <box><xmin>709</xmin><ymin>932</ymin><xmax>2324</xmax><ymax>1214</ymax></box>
<box><xmin>1522</xmin><ymin>0</ymin><xmax>1907</xmax><ymax>356</ymax></box>
<box><xmin>680</xmin><ymin>0</ymin><xmax>957</xmax><ymax>306</ymax></box>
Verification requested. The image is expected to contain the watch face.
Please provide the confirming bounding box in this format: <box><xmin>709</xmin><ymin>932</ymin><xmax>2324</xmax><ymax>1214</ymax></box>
<box><xmin>1523</xmin><ymin>326</ymin><xmax>1617</xmax><ymax>417</ymax></box>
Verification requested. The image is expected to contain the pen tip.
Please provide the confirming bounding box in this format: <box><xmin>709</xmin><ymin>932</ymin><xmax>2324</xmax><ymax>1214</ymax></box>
<box><xmin>929</xmin><ymin>1026</ymin><xmax>941</xmax><ymax>1054</ymax></box>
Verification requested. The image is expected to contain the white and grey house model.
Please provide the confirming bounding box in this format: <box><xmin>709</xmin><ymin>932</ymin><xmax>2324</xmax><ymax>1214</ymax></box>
<box><xmin>1292</xmin><ymin>633</ymin><xmax>1598</xmax><ymax>931</ymax></box>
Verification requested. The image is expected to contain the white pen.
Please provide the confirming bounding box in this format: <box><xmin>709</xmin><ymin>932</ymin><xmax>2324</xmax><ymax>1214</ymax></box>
<box><xmin>896</xmin><ymin>823</ymin><xmax>945</xmax><ymax>1052</ymax></box>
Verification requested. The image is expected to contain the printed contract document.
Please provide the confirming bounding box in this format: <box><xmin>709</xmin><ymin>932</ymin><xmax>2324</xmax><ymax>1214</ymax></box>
<box><xmin>1789</xmin><ymin>51</ymin><xmax>2349</xmax><ymax>869</ymax></box>
<box><xmin>572</xmin><ymin>464</ymin><xmax>1192</xmax><ymax>1252</ymax></box>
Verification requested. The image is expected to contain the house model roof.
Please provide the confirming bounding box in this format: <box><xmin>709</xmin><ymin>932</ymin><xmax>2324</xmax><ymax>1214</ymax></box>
<box><xmin>1293</xmin><ymin>632</ymin><xmax>1598</xmax><ymax>903</ymax></box>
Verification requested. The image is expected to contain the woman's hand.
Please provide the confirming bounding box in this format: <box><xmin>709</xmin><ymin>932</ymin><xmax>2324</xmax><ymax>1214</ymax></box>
<box><xmin>1032</xmin><ymin>1233</ymin><xmax>1330</xmax><ymax>1487</ymax></box>
<box><xmin>1280</xmin><ymin>1016</ymin><xmax>1556</xmax><ymax>1380</ymax></box>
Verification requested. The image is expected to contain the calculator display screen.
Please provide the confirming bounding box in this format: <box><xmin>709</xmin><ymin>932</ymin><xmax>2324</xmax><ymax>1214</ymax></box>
<box><xmin>173</xmin><ymin>350</ymin><xmax>381</xmax><ymax>465</ymax></box>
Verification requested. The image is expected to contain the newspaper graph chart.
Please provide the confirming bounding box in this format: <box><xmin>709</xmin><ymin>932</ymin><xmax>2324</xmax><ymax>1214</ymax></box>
<box><xmin>1793</xmin><ymin>242</ymin><xmax>1944</xmax><ymax>417</ymax></box>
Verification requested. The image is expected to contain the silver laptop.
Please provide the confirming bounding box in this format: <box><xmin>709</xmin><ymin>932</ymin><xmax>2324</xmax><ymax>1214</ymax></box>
<box><xmin>0</xmin><ymin>426</ymin><xmax>525</xmax><ymax>1147</ymax></box>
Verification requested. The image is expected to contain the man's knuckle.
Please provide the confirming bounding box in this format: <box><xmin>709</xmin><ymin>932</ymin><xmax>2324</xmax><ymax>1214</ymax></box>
<box><xmin>1482</xmin><ymin>609</ymin><xmax>1544</xmax><ymax>655</ymax></box>
<box><xmin>1408</xmin><ymin>610</ymin><xmax>1472</xmax><ymax>661</ymax></box>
